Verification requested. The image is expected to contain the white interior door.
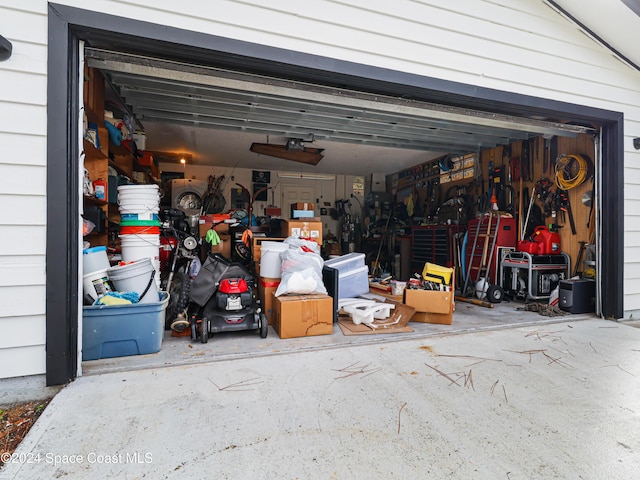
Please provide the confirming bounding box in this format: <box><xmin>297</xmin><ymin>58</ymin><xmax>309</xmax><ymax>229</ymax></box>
<box><xmin>281</xmin><ymin>184</ymin><xmax>316</xmax><ymax>219</ymax></box>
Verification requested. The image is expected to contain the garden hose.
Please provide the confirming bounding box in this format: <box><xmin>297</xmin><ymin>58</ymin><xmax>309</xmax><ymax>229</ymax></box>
<box><xmin>554</xmin><ymin>153</ymin><xmax>589</xmax><ymax>190</ymax></box>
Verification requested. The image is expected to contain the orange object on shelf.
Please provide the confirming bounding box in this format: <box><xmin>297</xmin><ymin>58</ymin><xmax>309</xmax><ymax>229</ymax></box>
<box><xmin>93</xmin><ymin>178</ymin><xmax>107</xmax><ymax>201</ymax></box>
<box><xmin>138</xmin><ymin>151</ymin><xmax>154</xmax><ymax>167</ymax></box>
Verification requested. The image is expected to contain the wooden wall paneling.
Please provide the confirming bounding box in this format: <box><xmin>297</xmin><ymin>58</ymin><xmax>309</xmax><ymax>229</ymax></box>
<box><xmin>552</xmin><ymin>134</ymin><xmax>595</xmax><ymax>275</ymax></box>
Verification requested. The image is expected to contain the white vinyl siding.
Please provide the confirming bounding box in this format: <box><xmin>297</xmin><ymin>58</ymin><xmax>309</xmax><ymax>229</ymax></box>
<box><xmin>1</xmin><ymin>0</ymin><xmax>640</xmax><ymax>378</ymax></box>
<box><xmin>0</xmin><ymin>2</ymin><xmax>47</xmax><ymax>378</ymax></box>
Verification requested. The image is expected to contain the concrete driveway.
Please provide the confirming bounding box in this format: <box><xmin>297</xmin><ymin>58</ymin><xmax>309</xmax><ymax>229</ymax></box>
<box><xmin>2</xmin><ymin>318</ymin><xmax>639</xmax><ymax>479</ymax></box>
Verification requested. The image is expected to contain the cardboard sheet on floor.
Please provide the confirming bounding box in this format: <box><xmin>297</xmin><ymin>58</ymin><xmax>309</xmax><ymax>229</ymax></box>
<box><xmin>338</xmin><ymin>301</ymin><xmax>415</xmax><ymax>335</ymax></box>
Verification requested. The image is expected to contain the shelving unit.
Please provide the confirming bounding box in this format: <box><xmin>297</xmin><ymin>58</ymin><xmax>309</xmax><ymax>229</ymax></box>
<box><xmin>83</xmin><ymin>66</ymin><xmax>147</xmax><ymax>248</ymax></box>
<box><xmin>83</xmin><ymin>69</ymin><xmax>110</xmax><ymax>247</ymax></box>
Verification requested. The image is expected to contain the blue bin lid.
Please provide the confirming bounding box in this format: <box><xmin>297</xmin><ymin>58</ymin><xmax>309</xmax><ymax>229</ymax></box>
<box><xmin>83</xmin><ymin>246</ymin><xmax>107</xmax><ymax>255</ymax></box>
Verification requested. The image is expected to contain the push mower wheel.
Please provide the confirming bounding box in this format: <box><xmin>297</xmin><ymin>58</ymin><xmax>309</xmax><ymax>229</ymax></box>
<box><xmin>259</xmin><ymin>313</ymin><xmax>268</xmax><ymax>339</ymax></box>
<box><xmin>486</xmin><ymin>284</ymin><xmax>504</xmax><ymax>303</ymax></box>
<box><xmin>200</xmin><ymin>319</ymin><xmax>208</xmax><ymax>343</ymax></box>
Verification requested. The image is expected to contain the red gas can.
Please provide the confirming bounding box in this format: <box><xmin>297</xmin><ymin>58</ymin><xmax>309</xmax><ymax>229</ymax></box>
<box><xmin>517</xmin><ymin>226</ymin><xmax>561</xmax><ymax>255</ymax></box>
<box><xmin>517</xmin><ymin>239</ymin><xmax>539</xmax><ymax>254</ymax></box>
<box><xmin>532</xmin><ymin>226</ymin><xmax>561</xmax><ymax>254</ymax></box>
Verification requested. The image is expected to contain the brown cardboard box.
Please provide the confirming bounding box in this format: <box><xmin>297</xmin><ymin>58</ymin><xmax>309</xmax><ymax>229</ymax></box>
<box><xmin>404</xmin><ymin>288</ymin><xmax>454</xmax><ymax>325</ymax></box>
<box><xmin>199</xmin><ymin>218</ymin><xmax>230</xmax><ymax>238</ymax></box>
<box><xmin>273</xmin><ymin>294</ymin><xmax>333</xmax><ymax>338</ymax></box>
<box><xmin>411</xmin><ymin>311</ymin><xmax>452</xmax><ymax>325</ymax></box>
<box><xmin>209</xmin><ymin>232</ymin><xmax>231</xmax><ymax>259</ymax></box>
<box><xmin>252</xmin><ymin>237</ymin><xmax>286</xmax><ymax>264</ymax></box>
<box><xmin>369</xmin><ymin>288</ymin><xmax>404</xmax><ymax>303</ymax></box>
<box><xmin>282</xmin><ymin>220</ymin><xmax>323</xmax><ymax>245</ymax></box>
<box><xmin>291</xmin><ymin>202</ymin><xmax>315</xmax><ymax>210</ymax></box>
<box><xmin>258</xmin><ymin>277</ymin><xmax>280</xmax><ymax>325</ymax></box>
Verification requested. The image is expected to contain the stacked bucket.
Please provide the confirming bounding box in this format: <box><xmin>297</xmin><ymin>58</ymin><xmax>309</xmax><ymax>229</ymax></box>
<box><xmin>82</xmin><ymin>245</ymin><xmax>113</xmax><ymax>304</ymax></box>
<box><xmin>117</xmin><ymin>184</ymin><xmax>161</xmax><ymax>288</ymax></box>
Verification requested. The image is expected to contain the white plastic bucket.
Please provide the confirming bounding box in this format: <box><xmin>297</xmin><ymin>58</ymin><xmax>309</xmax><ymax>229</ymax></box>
<box><xmin>260</xmin><ymin>241</ymin><xmax>288</xmax><ymax>278</ymax></box>
<box><xmin>120</xmin><ymin>212</ymin><xmax>160</xmax><ymax>222</ymax></box>
<box><xmin>108</xmin><ymin>258</ymin><xmax>158</xmax><ymax>304</ymax></box>
<box><xmin>117</xmin><ymin>184</ymin><xmax>159</xmax><ymax>192</ymax></box>
<box><xmin>118</xmin><ymin>184</ymin><xmax>160</xmax><ymax>221</ymax></box>
<box><xmin>120</xmin><ymin>234</ymin><xmax>161</xmax><ymax>288</ymax></box>
<box><xmin>82</xmin><ymin>246</ymin><xmax>110</xmax><ymax>275</ymax></box>
<box><xmin>119</xmin><ymin>207</ymin><xmax>160</xmax><ymax>220</ymax></box>
<box><xmin>83</xmin><ymin>268</ymin><xmax>113</xmax><ymax>304</ymax></box>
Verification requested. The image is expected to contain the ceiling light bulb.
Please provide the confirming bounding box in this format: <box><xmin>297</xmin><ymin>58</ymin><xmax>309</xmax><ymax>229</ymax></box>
<box><xmin>180</xmin><ymin>158</ymin><xmax>186</xmax><ymax>164</ymax></box>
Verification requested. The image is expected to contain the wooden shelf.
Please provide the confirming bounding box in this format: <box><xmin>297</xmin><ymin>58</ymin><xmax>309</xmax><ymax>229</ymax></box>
<box><xmin>108</xmin><ymin>158</ymin><xmax>132</xmax><ymax>178</ymax></box>
<box><xmin>83</xmin><ymin>139</ymin><xmax>107</xmax><ymax>160</ymax></box>
<box><xmin>83</xmin><ymin>195</ymin><xmax>107</xmax><ymax>206</ymax></box>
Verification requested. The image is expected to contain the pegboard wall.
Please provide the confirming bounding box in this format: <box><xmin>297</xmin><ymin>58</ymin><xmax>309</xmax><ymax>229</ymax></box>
<box><xmin>389</xmin><ymin>133</ymin><xmax>596</xmax><ymax>274</ymax></box>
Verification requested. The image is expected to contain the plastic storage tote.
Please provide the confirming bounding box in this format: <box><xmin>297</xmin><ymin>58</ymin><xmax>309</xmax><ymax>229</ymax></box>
<box><xmin>335</xmin><ymin>265</ymin><xmax>369</xmax><ymax>299</ymax></box>
<box><xmin>324</xmin><ymin>252</ymin><xmax>366</xmax><ymax>273</ymax></box>
<box><xmin>82</xmin><ymin>291</ymin><xmax>169</xmax><ymax>361</ymax></box>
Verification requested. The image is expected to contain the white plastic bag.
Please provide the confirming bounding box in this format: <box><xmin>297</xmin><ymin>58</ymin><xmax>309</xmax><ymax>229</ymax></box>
<box><xmin>283</xmin><ymin>236</ymin><xmax>320</xmax><ymax>255</ymax></box>
<box><xmin>275</xmin><ymin>243</ymin><xmax>327</xmax><ymax>297</ymax></box>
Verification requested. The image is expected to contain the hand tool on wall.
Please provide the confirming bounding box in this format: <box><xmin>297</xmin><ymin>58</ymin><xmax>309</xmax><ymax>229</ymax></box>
<box><xmin>488</xmin><ymin>149</ymin><xmax>494</xmax><ymax>205</ymax></box>
<box><xmin>557</xmin><ymin>190</ymin><xmax>576</xmax><ymax>235</ymax></box>
<box><xmin>521</xmin><ymin>139</ymin><xmax>530</xmax><ymax>182</ymax></box>
<box><xmin>528</xmin><ymin>139</ymin><xmax>534</xmax><ymax>181</ymax></box>
<box><xmin>503</xmin><ymin>145</ymin><xmax>512</xmax><ymax>183</ymax></box>
<box><xmin>574</xmin><ymin>240</ymin><xmax>587</xmax><ymax>277</ymax></box>
<box><xmin>510</xmin><ymin>155</ymin><xmax>521</xmax><ymax>184</ymax></box>
<box><xmin>543</xmin><ymin>135</ymin><xmax>553</xmax><ymax>174</ymax></box>
<box><xmin>518</xmin><ymin>172</ymin><xmax>523</xmax><ymax>241</ymax></box>
<box><xmin>550</xmin><ymin>135</ymin><xmax>558</xmax><ymax>175</ymax></box>
<box><xmin>521</xmin><ymin>185</ymin><xmax>537</xmax><ymax>241</ymax></box>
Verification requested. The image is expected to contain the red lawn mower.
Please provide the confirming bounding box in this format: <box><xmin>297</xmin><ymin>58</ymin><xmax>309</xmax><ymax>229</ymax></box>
<box><xmin>187</xmin><ymin>253</ymin><xmax>268</xmax><ymax>343</ymax></box>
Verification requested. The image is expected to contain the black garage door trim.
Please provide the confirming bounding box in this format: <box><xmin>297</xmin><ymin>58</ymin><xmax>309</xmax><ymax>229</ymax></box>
<box><xmin>46</xmin><ymin>3</ymin><xmax>624</xmax><ymax>386</ymax></box>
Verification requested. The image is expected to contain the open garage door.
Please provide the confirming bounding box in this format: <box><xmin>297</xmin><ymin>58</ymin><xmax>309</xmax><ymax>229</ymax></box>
<box><xmin>46</xmin><ymin>4</ymin><xmax>624</xmax><ymax>385</ymax></box>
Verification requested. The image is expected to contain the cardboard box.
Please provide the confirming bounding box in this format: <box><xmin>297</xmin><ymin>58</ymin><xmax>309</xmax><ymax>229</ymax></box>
<box><xmin>265</xmin><ymin>207</ymin><xmax>281</xmax><ymax>217</ymax></box>
<box><xmin>258</xmin><ymin>277</ymin><xmax>280</xmax><ymax>325</ymax></box>
<box><xmin>199</xmin><ymin>215</ymin><xmax>230</xmax><ymax>237</ymax></box>
<box><xmin>273</xmin><ymin>294</ymin><xmax>333</xmax><ymax>338</ymax></box>
<box><xmin>368</xmin><ymin>288</ymin><xmax>404</xmax><ymax>303</ymax></box>
<box><xmin>291</xmin><ymin>202</ymin><xmax>314</xmax><ymax>210</ymax></box>
<box><xmin>411</xmin><ymin>311</ymin><xmax>452</xmax><ymax>325</ymax></box>
<box><xmin>404</xmin><ymin>288</ymin><xmax>454</xmax><ymax>325</ymax></box>
<box><xmin>209</xmin><ymin>232</ymin><xmax>231</xmax><ymax>259</ymax></box>
<box><xmin>252</xmin><ymin>237</ymin><xmax>286</xmax><ymax>264</ymax></box>
<box><xmin>282</xmin><ymin>220</ymin><xmax>323</xmax><ymax>245</ymax></box>
<box><xmin>291</xmin><ymin>209</ymin><xmax>316</xmax><ymax>219</ymax></box>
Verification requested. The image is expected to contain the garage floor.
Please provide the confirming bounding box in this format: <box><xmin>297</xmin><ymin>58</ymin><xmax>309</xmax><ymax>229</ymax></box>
<box><xmin>4</xmin><ymin>315</ymin><xmax>639</xmax><ymax>479</ymax></box>
<box><xmin>82</xmin><ymin>300</ymin><xmax>596</xmax><ymax>376</ymax></box>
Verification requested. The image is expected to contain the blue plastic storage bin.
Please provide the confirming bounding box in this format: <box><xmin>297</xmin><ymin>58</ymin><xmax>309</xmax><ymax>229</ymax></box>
<box><xmin>82</xmin><ymin>292</ymin><xmax>169</xmax><ymax>361</ymax></box>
